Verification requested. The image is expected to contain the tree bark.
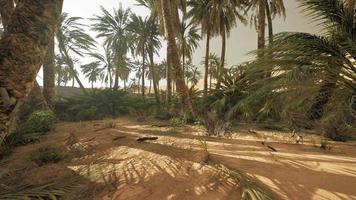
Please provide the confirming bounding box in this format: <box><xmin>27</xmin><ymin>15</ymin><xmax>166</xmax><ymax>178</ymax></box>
<box><xmin>265</xmin><ymin>1</ymin><xmax>273</xmax><ymax>45</ymax></box>
<box><xmin>43</xmin><ymin>36</ymin><xmax>56</xmax><ymax>108</ymax></box>
<box><xmin>257</xmin><ymin>0</ymin><xmax>266</xmax><ymax>55</ymax></box>
<box><xmin>0</xmin><ymin>0</ymin><xmax>63</xmax><ymax>144</ymax></box>
<box><xmin>161</xmin><ymin>0</ymin><xmax>195</xmax><ymax>117</ymax></box>
<box><xmin>216</xmin><ymin>29</ymin><xmax>226</xmax><ymax>89</ymax></box>
<box><xmin>166</xmin><ymin>45</ymin><xmax>172</xmax><ymax>102</ymax></box>
<box><xmin>149</xmin><ymin>45</ymin><xmax>161</xmax><ymax>103</ymax></box>
<box><xmin>0</xmin><ymin>0</ymin><xmax>14</xmax><ymax>35</ymax></box>
<box><xmin>204</xmin><ymin>27</ymin><xmax>210</xmax><ymax>96</ymax></box>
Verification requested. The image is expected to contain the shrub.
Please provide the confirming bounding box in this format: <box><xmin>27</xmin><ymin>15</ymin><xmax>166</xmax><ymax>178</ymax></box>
<box><xmin>22</xmin><ymin>110</ymin><xmax>56</xmax><ymax>133</ymax></box>
<box><xmin>30</xmin><ymin>146</ymin><xmax>64</xmax><ymax>166</ymax></box>
<box><xmin>55</xmin><ymin>89</ymin><xmax>156</xmax><ymax>121</ymax></box>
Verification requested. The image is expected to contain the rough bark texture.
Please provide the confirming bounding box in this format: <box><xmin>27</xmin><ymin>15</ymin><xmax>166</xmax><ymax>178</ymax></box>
<box><xmin>204</xmin><ymin>27</ymin><xmax>210</xmax><ymax>96</ymax></box>
<box><xmin>43</xmin><ymin>36</ymin><xmax>56</xmax><ymax>108</ymax></box>
<box><xmin>0</xmin><ymin>0</ymin><xmax>14</xmax><ymax>35</ymax></box>
<box><xmin>161</xmin><ymin>0</ymin><xmax>195</xmax><ymax>116</ymax></box>
<box><xmin>0</xmin><ymin>0</ymin><xmax>62</xmax><ymax>144</ymax></box>
<box><xmin>257</xmin><ymin>0</ymin><xmax>266</xmax><ymax>53</ymax></box>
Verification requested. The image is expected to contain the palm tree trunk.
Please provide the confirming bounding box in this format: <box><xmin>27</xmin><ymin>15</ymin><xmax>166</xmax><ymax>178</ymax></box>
<box><xmin>265</xmin><ymin>1</ymin><xmax>273</xmax><ymax>45</ymax></box>
<box><xmin>166</xmin><ymin>45</ymin><xmax>172</xmax><ymax>102</ymax></box>
<box><xmin>114</xmin><ymin>67</ymin><xmax>119</xmax><ymax>90</ymax></box>
<box><xmin>216</xmin><ymin>29</ymin><xmax>226</xmax><ymax>89</ymax></box>
<box><xmin>142</xmin><ymin>46</ymin><xmax>146</xmax><ymax>96</ymax></box>
<box><xmin>43</xmin><ymin>36</ymin><xmax>56</xmax><ymax>108</ymax></box>
<box><xmin>257</xmin><ymin>0</ymin><xmax>266</xmax><ymax>55</ymax></box>
<box><xmin>204</xmin><ymin>27</ymin><xmax>210</xmax><ymax>95</ymax></box>
<box><xmin>161</xmin><ymin>0</ymin><xmax>196</xmax><ymax>116</ymax></box>
<box><xmin>0</xmin><ymin>0</ymin><xmax>62</xmax><ymax>144</ymax></box>
<box><xmin>149</xmin><ymin>46</ymin><xmax>161</xmax><ymax>103</ymax></box>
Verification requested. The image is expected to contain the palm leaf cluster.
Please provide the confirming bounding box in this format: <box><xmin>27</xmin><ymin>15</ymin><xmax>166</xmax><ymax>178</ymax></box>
<box><xmin>210</xmin><ymin>0</ymin><xmax>356</xmax><ymax>139</ymax></box>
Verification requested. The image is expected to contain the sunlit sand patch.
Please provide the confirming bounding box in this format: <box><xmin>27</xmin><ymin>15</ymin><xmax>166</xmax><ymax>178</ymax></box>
<box><xmin>68</xmin><ymin>146</ymin><xmax>190</xmax><ymax>184</ymax></box>
<box><xmin>312</xmin><ymin>189</ymin><xmax>356</xmax><ymax>200</ymax></box>
<box><xmin>212</xmin><ymin>151</ymin><xmax>279</xmax><ymax>164</ymax></box>
<box><xmin>280</xmin><ymin>159</ymin><xmax>356</xmax><ymax>178</ymax></box>
<box><xmin>253</xmin><ymin>174</ymin><xmax>289</xmax><ymax>200</ymax></box>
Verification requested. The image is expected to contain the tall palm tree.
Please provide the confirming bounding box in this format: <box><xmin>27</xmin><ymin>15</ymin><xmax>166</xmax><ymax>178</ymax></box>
<box><xmin>247</xmin><ymin>0</ymin><xmax>285</xmax><ymax>50</ymax></box>
<box><xmin>161</xmin><ymin>0</ymin><xmax>196</xmax><ymax>116</ymax></box>
<box><xmin>128</xmin><ymin>14</ymin><xmax>151</xmax><ymax>96</ymax></box>
<box><xmin>188</xmin><ymin>0</ymin><xmax>214</xmax><ymax>95</ymax></box>
<box><xmin>56</xmin><ymin>13</ymin><xmax>96</xmax><ymax>94</ymax></box>
<box><xmin>179</xmin><ymin>18</ymin><xmax>201</xmax><ymax>84</ymax></box>
<box><xmin>211</xmin><ymin>0</ymin><xmax>246</xmax><ymax>89</ymax></box>
<box><xmin>0</xmin><ymin>0</ymin><xmax>63</xmax><ymax>144</ymax></box>
<box><xmin>91</xmin><ymin>4</ymin><xmax>133</xmax><ymax>90</ymax></box>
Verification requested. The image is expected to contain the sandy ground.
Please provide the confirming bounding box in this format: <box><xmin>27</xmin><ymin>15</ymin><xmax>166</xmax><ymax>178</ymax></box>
<box><xmin>1</xmin><ymin>117</ymin><xmax>356</xmax><ymax>200</ymax></box>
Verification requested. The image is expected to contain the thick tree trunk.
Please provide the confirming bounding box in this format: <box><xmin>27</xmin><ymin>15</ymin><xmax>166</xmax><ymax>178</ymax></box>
<box><xmin>161</xmin><ymin>0</ymin><xmax>195</xmax><ymax>117</ymax></box>
<box><xmin>149</xmin><ymin>45</ymin><xmax>161</xmax><ymax>103</ymax></box>
<box><xmin>204</xmin><ymin>28</ymin><xmax>210</xmax><ymax>96</ymax></box>
<box><xmin>265</xmin><ymin>1</ymin><xmax>273</xmax><ymax>45</ymax></box>
<box><xmin>43</xmin><ymin>36</ymin><xmax>56</xmax><ymax>108</ymax></box>
<box><xmin>257</xmin><ymin>0</ymin><xmax>266</xmax><ymax>55</ymax></box>
<box><xmin>0</xmin><ymin>0</ymin><xmax>62</xmax><ymax>144</ymax></box>
<box><xmin>216</xmin><ymin>29</ymin><xmax>226</xmax><ymax>89</ymax></box>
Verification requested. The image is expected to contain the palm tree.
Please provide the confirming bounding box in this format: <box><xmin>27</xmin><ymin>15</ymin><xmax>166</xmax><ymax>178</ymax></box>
<box><xmin>87</xmin><ymin>47</ymin><xmax>114</xmax><ymax>88</ymax></box>
<box><xmin>179</xmin><ymin>18</ymin><xmax>201</xmax><ymax>84</ymax></box>
<box><xmin>91</xmin><ymin>4</ymin><xmax>133</xmax><ymax>90</ymax></box>
<box><xmin>56</xmin><ymin>13</ymin><xmax>96</xmax><ymax>94</ymax></box>
<box><xmin>161</xmin><ymin>0</ymin><xmax>195</xmax><ymax>116</ymax></box>
<box><xmin>128</xmin><ymin>14</ymin><xmax>151</xmax><ymax>96</ymax></box>
<box><xmin>188</xmin><ymin>0</ymin><xmax>214</xmax><ymax>95</ymax></box>
<box><xmin>81</xmin><ymin>62</ymin><xmax>102</xmax><ymax>89</ymax></box>
<box><xmin>247</xmin><ymin>0</ymin><xmax>285</xmax><ymax>50</ymax></box>
<box><xmin>211</xmin><ymin>0</ymin><xmax>246</xmax><ymax>89</ymax></box>
<box><xmin>240</xmin><ymin>0</ymin><xmax>356</xmax><ymax>139</ymax></box>
<box><xmin>0</xmin><ymin>0</ymin><xmax>62</xmax><ymax>144</ymax></box>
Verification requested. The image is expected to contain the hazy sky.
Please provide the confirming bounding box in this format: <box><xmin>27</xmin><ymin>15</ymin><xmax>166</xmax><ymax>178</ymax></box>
<box><xmin>37</xmin><ymin>0</ymin><xmax>320</xmax><ymax>88</ymax></box>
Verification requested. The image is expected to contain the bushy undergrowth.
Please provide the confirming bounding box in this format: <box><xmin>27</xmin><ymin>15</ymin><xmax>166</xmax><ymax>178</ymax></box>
<box><xmin>55</xmin><ymin>89</ymin><xmax>156</xmax><ymax>121</ymax></box>
<box><xmin>0</xmin><ymin>110</ymin><xmax>56</xmax><ymax>160</ymax></box>
<box><xmin>30</xmin><ymin>146</ymin><xmax>64</xmax><ymax>166</ymax></box>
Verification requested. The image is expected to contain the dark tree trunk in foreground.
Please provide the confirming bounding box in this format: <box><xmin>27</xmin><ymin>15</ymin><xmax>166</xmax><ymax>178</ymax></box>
<box><xmin>161</xmin><ymin>0</ymin><xmax>195</xmax><ymax>117</ymax></box>
<box><xmin>0</xmin><ymin>0</ymin><xmax>63</xmax><ymax>144</ymax></box>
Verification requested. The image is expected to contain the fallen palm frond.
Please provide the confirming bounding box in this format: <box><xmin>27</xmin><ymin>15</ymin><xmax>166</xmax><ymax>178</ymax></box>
<box><xmin>216</xmin><ymin>164</ymin><xmax>276</xmax><ymax>200</ymax></box>
<box><xmin>0</xmin><ymin>177</ymin><xmax>81</xmax><ymax>200</ymax></box>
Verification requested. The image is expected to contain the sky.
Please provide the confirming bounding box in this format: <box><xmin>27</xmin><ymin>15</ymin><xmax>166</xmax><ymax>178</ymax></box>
<box><xmin>37</xmin><ymin>0</ymin><xmax>320</xmax><ymax>88</ymax></box>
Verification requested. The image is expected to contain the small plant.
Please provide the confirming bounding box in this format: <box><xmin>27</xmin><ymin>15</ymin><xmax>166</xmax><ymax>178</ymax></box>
<box><xmin>22</xmin><ymin>110</ymin><xmax>57</xmax><ymax>133</ymax></box>
<box><xmin>320</xmin><ymin>139</ymin><xmax>332</xmax><ymax>150</ymax></box>
<box><xmin>170</xmin><ymin>117</ymin><xmax>186</xmax><ymax>127</ymax></box>
<box><xmin>30</xmin><ymin>146</ymin><xmax>64</xmax><ymax>166</ymax></box>
<box><xmin>203</xmin><ymin>110</ymin><xmax>232</xmax><ymax>137</ymax></box>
